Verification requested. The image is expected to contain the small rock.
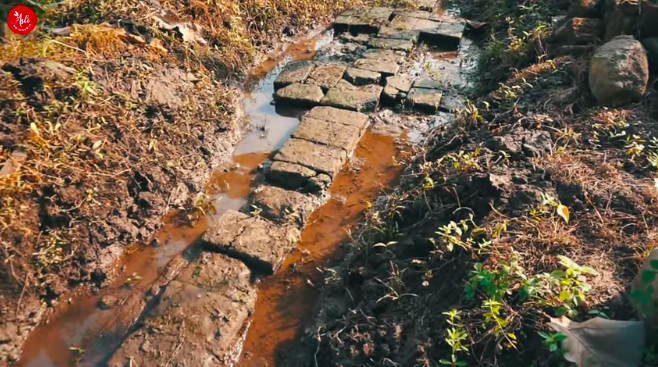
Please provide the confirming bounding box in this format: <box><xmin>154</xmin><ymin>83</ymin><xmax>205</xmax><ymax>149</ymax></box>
<box><xmin>98</xmin><ymin>295</ymin><xmax>119</xmax><ymax>310</ymax></box>
<box><xmin>589</xmin><ymin>35</ymin><xmax>649</xmax><ymax>107</ymax></box>
<box><xmin>306</xmin><ymin>63</ymin><xmax>347</xmax><ymax>91</ymax></box>
<box><xmin>273</xmin><ymin>61</ymin><xmax>315</xmax><ymax>90</ymax></box>
<box><xmin>140</xmin><ymin>340</ymin><xmax>151</xmax><ymax>353</ymax></box>
<box><xmin>353</xmin><ymin>58</ymin><xmax>400</xmax><ymax>77</ymax></box>
<box><xmin>368</xmin><ymin>37</ymin><xmax>415</xmax><ymax>52</ymax></box>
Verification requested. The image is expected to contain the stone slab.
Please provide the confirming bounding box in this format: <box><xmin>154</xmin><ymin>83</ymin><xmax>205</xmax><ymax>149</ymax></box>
<box><xmin>292</xmin><ymin>117</ymin><xmax>362</xmax><ymax>153</ymax></box>
<box><xmin>362</xmin><ymin>49</ymin><xmax>407</xmax><ymax>64</ymax></box>
<box><xmin>368</xmin><ymin>37</ymin><xmax>415</xmax><ymax>52</ymax></box>
<box><xmin>413</xmin><ymin>77</ymin><xmax>442</xmax><ymax>89</ymax></box>
<box><xmin>419</xmin><ymin>22</ymin><xmax>465</xmax><ymax>49</ymax></box>
<box><xmin>202</xmin><ymin>210</ymin><xmax>299</xmax><ymax>274</ymax></box>
<box><xmin>339</xmin><ymin>33</ymin><xmax>371</xmax><ymax>45</ymax></box>
<box><xmin>439</xmin><ymin>93</ymin><xmax>465</xmax><ymax>113</ymax></box>
<box><xmin>407</xmin><ymin>87</ymin><xmax>442</xmax><ymax>112</ymax></box>
<box><xmin>273</xmin><ymin>61</ymin><xmax>315</xmax><ymax>90</ymax></box>
<box><xmin>344</xmin><ymin>67</ymin><xmax>381</xmax><ymax>86</ymax></box>
<box><xmin>334</xmin><ymin>14</ymin><xmax>376</xmax><ymax>34</ymax></box>
<box><xmin>107</xmin><ymin>253</ymin><xmax>256</xmax><ymax>367</ymax></box>
<box><xmin>266</xmin><ymin>161</ymin><xmax>332</xmax><ymax>193</ymax></box>
<box><xmin>353</xmin><ymin>58</ymin><xmax>400</xmax><ymax>77</ymax></box>
<box><xmin>321</xmin><ymin>84</ymin><xmax>384</xmax><ymax>112</ymax></box>
<box><xmin>412</xmin><ymin>18</ymin><xmax>441</xmax><ymax>33</ymax></box>
<box><xmin>307</xmin><ymin>63</ymin><xmax>347</xmax><ymax>91</ymax></box>
<box><xmin>304</xmin><ymin>106</ymin><xmax>370</xmax><ymax>132</ymax></box>
<box><xmin>382</xmin><ymin>75</ymin><xmax>412</xmax><ymax>104</ymax></box>
<box><xmin>377</xmin><ymin>26</ymin><xmax>420</xmax><ymax>42</ymax></box>
<box><xmin>273</xmin><ymin>83</ymin><xmax>324</xmax><ymax>107</ymax></box>
<box><xmin>390</xmin><ymin>15</ymin><xmax>419</xmax><ymax>30</ymax></box>
<box><xmin>251</xmin><ymin>185</ymin><xmax>322</xmax><ymax>226</ymax></box>
<box><xmin>273</xmin><ymin>138</ymin><xmax>347</xmax><ymax>177</ymax></box>
<box><xmin>393</xmin><ymin>10</ymin><xmax>432</xmax><ymax>19</ymax></box>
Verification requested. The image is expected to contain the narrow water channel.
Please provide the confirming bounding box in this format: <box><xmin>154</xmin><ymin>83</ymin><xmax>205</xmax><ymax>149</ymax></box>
<box><xmin>15</xmin><ymin>28</ymin><xmax>333</xmax><ymax>367</ymax></box>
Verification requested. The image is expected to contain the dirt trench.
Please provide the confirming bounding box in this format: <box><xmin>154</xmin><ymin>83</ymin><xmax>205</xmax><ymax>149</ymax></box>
<box><xmin>10</xmin><ymin>2</ymin><xmax>481</xmax><ymax>366</ymax></box>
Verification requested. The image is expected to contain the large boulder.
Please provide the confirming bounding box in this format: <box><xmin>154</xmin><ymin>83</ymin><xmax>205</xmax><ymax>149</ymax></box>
<box><xmin>589</xmin><ymin>35</ymin><xmax>649</xmax><ymax>107</ymax></box>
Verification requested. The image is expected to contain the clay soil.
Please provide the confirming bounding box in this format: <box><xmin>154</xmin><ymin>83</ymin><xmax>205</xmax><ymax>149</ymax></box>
<box><xmin>0</xmin><ymin>0</ymin><xmax>412</xmax><ymax>363</ymax></box>
<box><xmin>296</xmin><ymin>2</ymin><xmax>658</xmax><ymax>367</ymax></box>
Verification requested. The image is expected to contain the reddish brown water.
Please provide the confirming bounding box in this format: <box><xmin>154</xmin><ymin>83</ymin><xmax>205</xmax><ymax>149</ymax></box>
<box><xmin>238</xmin><ymin>131</ymin><xmax>408</xmax><ymax>367</ymax></box>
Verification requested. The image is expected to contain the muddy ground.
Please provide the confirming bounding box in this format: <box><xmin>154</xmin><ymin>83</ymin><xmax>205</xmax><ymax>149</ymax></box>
<box><xmin>291</xmin><ymin>1</ymin><xmax>658</xmax><ymax>367</ymax></box>
<box><xmin>0</xmin><ymin>0</ymin><xmax>414</xmax><ymax>363</ymax></box>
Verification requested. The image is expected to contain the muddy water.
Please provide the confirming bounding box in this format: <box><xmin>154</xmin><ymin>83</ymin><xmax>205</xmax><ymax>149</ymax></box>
<box><xmin>238</xmin><ymin>131</ymin><xmax>407</xmax><ymax>367</ymax></box>
<box><xmin>16</xmin><ymin>28</ymin><xmax>333</xmax><ymax>367</ymax></box>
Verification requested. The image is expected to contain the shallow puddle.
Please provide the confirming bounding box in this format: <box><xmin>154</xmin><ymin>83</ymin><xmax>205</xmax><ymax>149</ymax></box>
<box><xmin>15</xmin><ymin>28</ymin><xmax>333</xmax><ymax>367</ymax></box>
<box><xmin>237</xmin><ymin>131</ymin><xmax>408</xmax><ymax>367</ymax></box>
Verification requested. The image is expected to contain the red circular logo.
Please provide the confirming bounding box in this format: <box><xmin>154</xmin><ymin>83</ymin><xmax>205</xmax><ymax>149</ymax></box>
<box><xmin>6</xmin><ymin>5</ymin><xmax>37</xmax><ymax>35</ymax></box>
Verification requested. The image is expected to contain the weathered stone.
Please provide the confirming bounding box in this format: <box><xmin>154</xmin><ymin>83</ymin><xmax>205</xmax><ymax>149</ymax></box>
<box><xmin>251</xmin><ymin>185</ymin><xmax>321</xmax><ymax>226</ymax></box>
<box><xmin>107</xmin><ymin>253</ymin><xmax>256</xmax><ymax>367</ymax></box>
<box><xmin>412</xmin><ymin>18</ymin><xmax>441</xmax><ymax>33</ymax></box>
<box><xmin>413</xmin><ymin>77</ymin><xmax>442</xmax><ymax>89</ymax></box>
<box><xmin>273</xmin><ymin>61</ymin><xmax>315</xmax><ymax>89</ymax></box>
<box><xmin>603</xmin><ymin>0</ymin><xmax>640</xmax><ymax>41</ymax></box>
<box><xmin>382</xmin><ymin>75</ymin><xmax>412</xmax><ymax>104</ymax></box>
<box><xmin>439</xmin><ymin>93</ymin><xmax>464</xmax><ymax>113</ymax></box>
<box><xmin>202</xmin><ymin>210</ymin><xmax>299</xmax><ymax>274</ymax></box>
<box><xmin>273</xmin><ymin>138</ymin><xmax>347</xmax><ymax>177</ymax></box>
<box><xmin>386</xmin><ymin>75</ymin><xmax>412</xmax><ymax>92</ymax></box>
<box><xmin>353</xmin><ymin>58</ymin><xmax>400</xmax><ymax>77</ymax></box>
<box><xmin>589</xmin><ymin>35</ymin><xmax>649</xmax><ymax>107</ymax></box>
<box><xmin>553</xmin><ymin>17</ymin><xmax>603</xmax><ymax>45</ymax></box>
<box><xmin>321</xmin><ymin>84</ymin><xmax>384</xmax><ymax>112</ymax></box>
<box><xmin>368</xmin><ymin>37</ymin><xmax>414</xmax><ymax>52</ymax></box>
<box><xmin>333</xmin><ymin>7</ymin><xmax>392</xmax><ymax>34</ymax></box>
<box><xmin>419</xmin><ymin>21</ymin><xmax>465</xmax><ymax>49</ymax></box>
<box><xmin>568</xmin><ymin>0</ymin><xmax>603</xmax><ymax>17</ymax></box>
<box><xmin>273</xmin><ymin>83</ymin><xmax>324</xmax><ymax>107</ymax></box>
<box><xmin>267</xmin><ymin>161</ymin><xmax>321</xmax><ymax>191</ymax></box>
<box><xmin>344</xmin><ymin>67</ymin><xmax>381</xmax><ymax>86</ymax></box>
<box><xmin>393</xmin><ymin>10</ymin><xmax>432</xmax><ymax>19</ymax></box>
<box><xmin>377</xmin><ymin>26</ymin><xmax>420</xmax><ymax>42</ymax></box>
<box><xmin>304</xmin><ymin>106</ymin><xmax>370</xmax><ymax>132</ymax></box>
<box><xmin>307</xmin><ymin>63</ymin><xmax>347</xmax><ymax>91</ymax></box>
<box><xmin>641</xmin><ymin>1</ymin><xmax>658</xmax><ymax>39</ymax></box>
<box><xmin>362</xmin><ymin>49</ymin><xmax>407</xmax><ymax>64</ymax></box>
<box><xmin>292</xmin><ymin>117</ymin><xmax>362</xmax><ymax>153</ymax></box>
<box><xmin>407</xmin><ymin>87</ymin><xmax>442</xmax><ymax>112</ymax></box>
<box><xmin>642</xmin><ymin>37</ymin><xmax>658</xmax><ymax>67</ymax></box>
<box><xmin>390</xmin><ymin>15</ymin><xmax>419</xmax><ymax>30</ymax></box>
<box><xmin>339</xmin><ymin>33</ymin><xmax>371</xmax><ymax>44</ymax></box>
<box><xmin>334</xmin><ymin>14</ymin><xmax>376</xmax><ymax>34</ymax></box>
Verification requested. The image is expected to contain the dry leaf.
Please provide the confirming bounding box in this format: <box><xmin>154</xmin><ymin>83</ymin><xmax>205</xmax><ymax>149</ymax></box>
<box><xmin>0</xmin><ymin>150</ymin><xmax>27</xmax><ymax>178</ymax></box>
<box><xmin>92</xmin><ymin>140</ymin><xmax>103</xmax><ymax>150</ymax></box>
<box><xmin>548</xmin><ymin>316</ymin><xmax>644</xmax><ymax>367</ymax></box>
<box><xmin>556</xmin><ymin>204</ymin><xmax>569</xmax><ymax>223</ymax></box>
<box><xmin>29</xmin><ymin>122</ymin><xmax>39</xmax><ymax>135</ymax></box>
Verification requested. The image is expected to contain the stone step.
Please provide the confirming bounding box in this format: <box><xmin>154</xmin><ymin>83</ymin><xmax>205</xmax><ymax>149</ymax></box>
<box><xmin>107</xmin><ymin>253</ymin><xmax>256</xmax><ymax>367</ymax></box>
<box><xmin>249</xmin><ymin>185</ymin><xmax>324</xmax><ymax>227</ymax></box>
<box><xmin>334</xmin><ymin>7</ymin><xmax>394</xmax><ymax>34</ymax></box>
<box><xmin>201</xmin><ymin>210</ymin><xmax>300</xmax><ymax>275</ymax></box>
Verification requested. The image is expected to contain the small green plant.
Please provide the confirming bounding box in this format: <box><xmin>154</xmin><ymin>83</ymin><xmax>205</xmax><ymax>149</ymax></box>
<box><xmin>538</xmin><ymin>331</ymin><xmax>567</xmax><ymax>355</ymax></box>
<box><xmin>433</xmin><ymin>214</ymin><xmax>486</xmax><ymax>254</ymax></box>
<box><xmin>549</xmin><ymin>256</ymin><xmax>598</xmax><ymax>317</ymax></box>
<box><xmin>482</xmin><ymin>298</ymin><xmax>517</xmax><ymax>348</ymax></box>
<box><xmin>630</xmin><ymin>258</ymin><xmax>658</xmax><ymax>315</ymax></box>
<box><xmin>439</xmin><ymin>309</ymin><xmax>469</xmax><ymax>366</ymax></box>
